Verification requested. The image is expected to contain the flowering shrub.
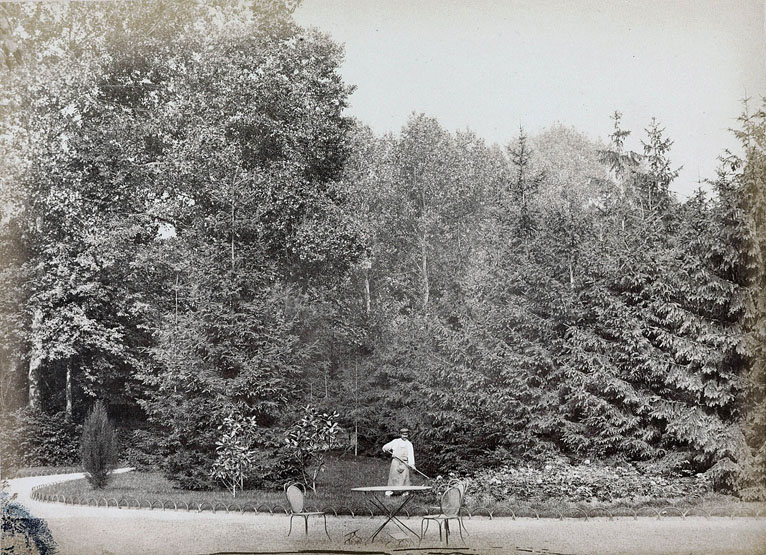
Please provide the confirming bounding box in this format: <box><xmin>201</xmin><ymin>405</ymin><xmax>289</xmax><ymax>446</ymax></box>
<box><xmin>445</xmin><ymin>458</ymin><xmax>713</xmax><ymax>505</ymax></box>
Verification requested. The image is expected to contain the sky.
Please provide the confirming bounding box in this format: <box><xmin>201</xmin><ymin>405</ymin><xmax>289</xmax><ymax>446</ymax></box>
<box><xmin>294</xmin><ymin>0</ymin><xmax>766</xmax><ymax>198</ymax></box>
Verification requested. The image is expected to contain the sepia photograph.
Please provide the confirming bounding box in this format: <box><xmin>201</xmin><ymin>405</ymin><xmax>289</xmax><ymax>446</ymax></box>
<box><xmin>1</xmin><ymin>1</ymin><xmax>765</xmax><ymax>553</ymax></box>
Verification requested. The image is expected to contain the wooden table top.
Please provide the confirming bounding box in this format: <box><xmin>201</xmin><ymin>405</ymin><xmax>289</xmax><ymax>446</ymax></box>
<box><xmin>351</xmin><ymin>485</ymin><xmax>431</xmax><ymax>492</ymax></box>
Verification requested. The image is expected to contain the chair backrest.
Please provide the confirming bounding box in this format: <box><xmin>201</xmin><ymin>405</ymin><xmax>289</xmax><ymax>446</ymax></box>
<box><xmin>450</xmin><ymin>480</ymin><xmax>467</xmax><ymax>500</ymax></box>
<box><xmin>440</xmin><ymin>485</ymin><xmax>462</xmax><ymax>517</ymax></box>
<box><xmin>284</xmin><ymin>483</ymin><xmax>305</xmax><ymax>513</ymax></box>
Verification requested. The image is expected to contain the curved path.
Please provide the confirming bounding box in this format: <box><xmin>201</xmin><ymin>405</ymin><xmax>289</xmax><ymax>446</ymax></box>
<box><xmin>7</xmin><ymin>472</ymin><xmax>766</xmax><ymax>555</ymax></box>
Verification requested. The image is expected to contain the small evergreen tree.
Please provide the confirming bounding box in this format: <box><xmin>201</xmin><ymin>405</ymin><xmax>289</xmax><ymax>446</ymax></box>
<box><xmin>79</xmin><ymin>400</ymin><xmax>117</xmax><ymax>489</ymax></box>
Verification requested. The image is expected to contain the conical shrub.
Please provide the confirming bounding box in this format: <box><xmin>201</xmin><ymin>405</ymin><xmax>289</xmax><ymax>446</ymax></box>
<box><xmin>79</xmin><ymin>401</ymin><xmax>118</xmax><ymax>489</ymax></box>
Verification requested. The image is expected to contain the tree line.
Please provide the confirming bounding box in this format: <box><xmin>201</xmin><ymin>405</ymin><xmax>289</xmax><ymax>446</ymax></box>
<box><xmin>0</xmin><ymin>1</ymin><xmax>763</xmax><ymax>498</ymax></box>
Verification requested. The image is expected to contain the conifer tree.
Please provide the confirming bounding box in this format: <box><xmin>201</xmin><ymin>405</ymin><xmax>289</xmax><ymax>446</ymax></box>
<box><xmin>557</xmin><ymin>117</ymin><xmax>731</xmax><ymax>470</ymax></box>
<box><xmin>731</xmin><ymin>99</ymin><xmax>766</xmax><ymax>498</ymax></box>
<box><xmin>441</xmin><ymin>127</ymin><xmax>565</xmax><ymax>463</ymax></box>
<box><xmin>80</xmin><ymin>400</ymin><xmax>118</xmax><ymax>489</ymax></box>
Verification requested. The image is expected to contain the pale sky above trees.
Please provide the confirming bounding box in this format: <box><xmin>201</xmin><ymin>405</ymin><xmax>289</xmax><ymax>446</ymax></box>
<box><xmin>294</xmin><ymin>0</ymin><xmax>766</xmax><ymax>199</ymax></box>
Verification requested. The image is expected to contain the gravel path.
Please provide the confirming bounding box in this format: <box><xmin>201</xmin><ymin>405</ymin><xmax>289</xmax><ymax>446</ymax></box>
<box><xmin>7</xmin><ymin>472</ymin><xmax>766</xmax><ymax>555</ymax></box>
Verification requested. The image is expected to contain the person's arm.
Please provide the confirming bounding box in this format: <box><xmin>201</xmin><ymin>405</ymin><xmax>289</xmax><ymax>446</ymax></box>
<box><xmin>409</xmin><ymin>442</ymin><xmax>415</xmax><ymax>468</ymax></box>
<box><xmin>382</xmin><ymin>439</ymin><xmax>395</xmax><ymax>454</ymax></box>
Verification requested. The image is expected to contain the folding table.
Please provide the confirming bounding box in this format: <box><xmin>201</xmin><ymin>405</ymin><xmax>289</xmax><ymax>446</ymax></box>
<box><xmin>351</xmin><ymin>485</ymin><xmax>431</xmax><ymax>543</ymax></box>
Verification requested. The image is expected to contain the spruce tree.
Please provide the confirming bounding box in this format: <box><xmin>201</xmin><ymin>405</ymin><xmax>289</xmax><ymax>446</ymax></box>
<box><xmin>731</xmin><ymin>99</ymin><xmax>766</xmax><ymax>499</ymax></box>
<box><xmin>556</xmin><ymin>116</ymin><xmax>741</xmax><ymax>471</ymax></box>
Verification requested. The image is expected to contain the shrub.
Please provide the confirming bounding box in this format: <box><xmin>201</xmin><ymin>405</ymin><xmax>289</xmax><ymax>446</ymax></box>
<box><xmin>211</xmin><ymin>412</ymin><xmax>259</xmax><ymax>497</ymax></box>
<box><xmin>79</xmin><ymin>401</ymin><xmax>118</xmax><ymax>489</ymax></box>
<box><xmin>120</xmin><ymin>428</ymin><xmax>164</xmax><ymax>472</ymax></box>
<box><xmin>285</xmin><ymin>405</ymin><xmax>340</xmax><ymax>492</ymax></box>
<box><xmin>0</xmin><ymin>409</ymin><xmax>81</xmax><ymax>474</ymax></box>
<box><xmin>452</xmin><ymin>458</ymin><xmax>713</xmax><ymax>505</ymax></box>
<box><xmin>163</xmin><ymin>450</ymin><xmax>216</xmax><ymax>491</ymax></box>
<box><xmin>155</xmin><ymin>426</ymin><xmax>294</xmax><ymax>492</ymax></box>
<box><xmin>245</xmin><ymin>430</ymin><xmax>301</xmax><ymax>490</ymax></box>
<box><xmin>1</xmin><ymin>479</ymin><xmax>57</xmax><ymax>554</ymax></box>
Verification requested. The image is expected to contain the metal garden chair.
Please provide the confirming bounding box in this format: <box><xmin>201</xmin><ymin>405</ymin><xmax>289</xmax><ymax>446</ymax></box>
<box><xmin>420</xmin><ymin>484</ymin><xmax>467</xmax><ymax>545</ymax></box>
<box><xmin>451</xmin><ymin>480</ymin><xmax>470</xmax><ymax>537</ymax></box>
<box><xmin>284</xmin><ymin>483</ymin><xmax>331</xmax><ymax>540</ymax></box>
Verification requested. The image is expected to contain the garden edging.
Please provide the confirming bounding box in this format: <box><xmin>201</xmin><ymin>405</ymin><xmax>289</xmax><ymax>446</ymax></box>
<box><xmin>29</xmin><ymin>480</ymin><xmax>766</xmax><ymax>520</ymax></box>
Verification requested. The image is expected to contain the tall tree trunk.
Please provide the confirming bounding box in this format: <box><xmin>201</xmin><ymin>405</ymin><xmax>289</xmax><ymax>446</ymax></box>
<box><xmin>27</xmin><ymin>309</ymin><xmax>43</xmax><ymax>410</ymax></box>
<box><xmin>27</xmin><ymin>357</ymin><xmax>40</xmax><ymax>410</ymax></box>
<box><xmin>65</xmin><ymin>360</ymin><xmax>73</xmax><ymax>418</ymax></box>
<box><xmin>174</xmin><ymin>273</ymin><xmax>179</xmax><ymax>329</ymax></box>
<box><xmin>0</xmin><ymin>358</ymin><xmax>15</xmax><ymax>412</ymax></box>
<box><xmin>569</xmin><ymin>258</ymin><xmax>575</xmax><ymax>289</ymax></box>
<box><xmin>364</xmin><ymin>270</ymin><xmax>371</xmax><ymax>314</ymax></box>
<box><xmin>231</xmin><ymin>202</ymin><xmax>235</xmax><ymax>271</ymax></box>
<box><xmin>421</xmin><ymin>232</ymin><xmax>429</xmax><ymax>309</ymax></box>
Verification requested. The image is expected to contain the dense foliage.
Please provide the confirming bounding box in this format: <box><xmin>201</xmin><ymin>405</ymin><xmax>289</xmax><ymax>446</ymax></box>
<box><xmin>0</xmin><ymin>409</ymin><xmax>81</xmax><ymax>473</ymax></box>
<box><xmin>211</xmin><ymin>412</ymin><xmax>260</xmax><ymax>498</ymax></box>
<box><xmin>285</xmin><ymin>405</ymin><xmax>341</xmax><ymax>492</ymax></box>
<box><xmin>0</xmin><ymin>1</ymin><xmax>763</xmax><ymax>500</ymax></box>
<box><xmin>460</xmin><ymin>458</ymin><xmax>713</xmax><ymax>504</ymax></box>
<box><xmin>1</xmin><ymin>479</ymin><xmax>57</xmax><ymax>554</ymax></box>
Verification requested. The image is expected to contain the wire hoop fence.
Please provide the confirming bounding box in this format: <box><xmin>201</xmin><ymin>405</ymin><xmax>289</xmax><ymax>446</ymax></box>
<box><xmin>28</xmin><ymin>481</ymin><xmax>766</xmax><ymax>520</ymax></box>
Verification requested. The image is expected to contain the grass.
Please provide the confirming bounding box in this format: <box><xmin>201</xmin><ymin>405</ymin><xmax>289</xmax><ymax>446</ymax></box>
<box><xmin>10</xmin><ymin>466</ymin><xmax>83</xmax><ymax>478</ymax></box>
<box><xmin>34</xmin><ymin>453</ymin><xmax>438</xmax><ymax>513</ymax></box>
<box><xmin>31</xmin><ymin>454</ymin><xmax>766</xmax><ymax>518</ymax></box>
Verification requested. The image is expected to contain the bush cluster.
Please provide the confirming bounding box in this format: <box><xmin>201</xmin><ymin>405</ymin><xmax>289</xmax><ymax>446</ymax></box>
<box><xmin>0</xmin><ymin>409</ymin><xmax>81</xmax><ymax>474</ymax></box>
<box><xmin>120</xmin><ymin>429</ymin><xmax>165</xmax><ymax>472</ymax></box>
<box><xmin>123</xmin><ymin>427</ymin><xmax>299</xmax><ymax>491</ymax></box>
<box><xmin>455</xmin><ymin>458</ymin><xmax>713</xmax><ymax>504</ymax></box>
<box><xmin>2</xmin><ymin>479</ymin><xmax>57</xmax><ymax>554</ymax></box>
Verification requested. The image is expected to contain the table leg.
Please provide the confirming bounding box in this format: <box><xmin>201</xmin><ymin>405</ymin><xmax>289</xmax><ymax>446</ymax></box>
<box><xmin>365</xmin><ymin>494</ymin><xmax>419</xmax><ymax>543</ymax></box>
<box><xmin>364</xmin><ymin>497</ymin><xmax>389</xmax><ymax>542</ymax></box>
<box><xmin>386</xmin><ymin>497</ymin><xmax>420</xmax><ymax>539</ymax></box>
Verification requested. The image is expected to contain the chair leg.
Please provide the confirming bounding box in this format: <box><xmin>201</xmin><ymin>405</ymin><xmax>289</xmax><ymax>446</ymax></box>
<box><xmin>288</xmin><ymin>515</ymin><xmax>294</xmax><ymax>537</ymax></box>
<box><xmin>322</xmin><ymin>514</ymin><xmax>330</xmax><ymax>540</ymax></box>
<box><xmin>459</xmin><ymin>516</ymin><xmax>470</xmax><ymax>537</ymax></box>
<box><xmin>420</xmin><ymin>519</ymin><xmax>431</xmax><ymax>545</ymax></box>
<box><xmin>304</xmin><ymin>515</ymin><xmax>308</xmax><ymax>536</ymax></box>
<box><xmin>452</xmin><ymin>517</ymin><xmax>465</xmax><ymax>544</ymax></box>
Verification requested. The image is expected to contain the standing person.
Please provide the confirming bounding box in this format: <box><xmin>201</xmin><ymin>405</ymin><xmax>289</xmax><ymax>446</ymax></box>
<box><xmin>382</xmin><ymin>428</ymin><xmax>415</xmax><ymax>495</ymax></box>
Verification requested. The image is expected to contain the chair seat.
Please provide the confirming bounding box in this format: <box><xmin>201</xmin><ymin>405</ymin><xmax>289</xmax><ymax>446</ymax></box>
<box><xmin>284</xmin><ymin>483</ymin><xmax>331</xmax><ymax>541</ymax></box>
<box><xmin>423</xmin><ymin>513</ymin><xmax>457</xmax><ymax>519</ymax></box>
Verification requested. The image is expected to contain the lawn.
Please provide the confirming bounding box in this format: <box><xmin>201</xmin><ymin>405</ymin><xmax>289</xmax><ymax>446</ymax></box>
<box><xmin>11</xmin><ymin>466</ymin><xmax>83</xmax><ymax>478</ymax></box>
<box><xmin>33</xmin><ymin>453</ymin><xmax>439</xmax><ymax>514</ymax></box>
<box><xmin>32</xmin><ymin>453</ymin><xmax>766</xmax><ymax>519</ymax></box>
